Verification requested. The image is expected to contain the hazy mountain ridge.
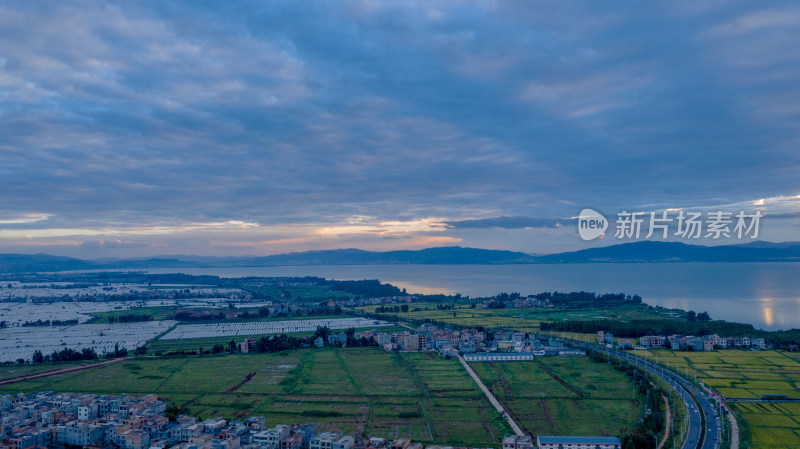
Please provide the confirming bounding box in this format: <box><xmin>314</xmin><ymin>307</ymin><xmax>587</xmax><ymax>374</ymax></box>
<box><xmin>0</xmin><ymin>247</ymin><xmax>536</xmax><ymax>272</ymax></box>
<box><xmin>1</xmin><ymin>242</ymin><xmax>799</xmax><ymax>272</ymax></box>
<box><xmin>535</xmin><ymin>241</ymin><xmax>800</xmax><ymax>263</ymax></box>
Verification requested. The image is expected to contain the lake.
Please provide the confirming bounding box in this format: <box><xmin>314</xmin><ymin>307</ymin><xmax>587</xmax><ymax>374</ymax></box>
<box><xmin>139</xmin><ymin>263</ymin><xmax>800</xmax><ymax>331</ymax></box>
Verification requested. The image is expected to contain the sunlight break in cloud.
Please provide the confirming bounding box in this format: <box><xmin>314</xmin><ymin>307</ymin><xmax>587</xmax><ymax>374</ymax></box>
<box><xmin>315</xmin><ymin>217</ymin><xmax>450</xmax><ymax>237</ymax></box>
<box><xmin>0</xmin><ymin>213</ymin><xmax>51</xmax><ymax>224</ymax></box>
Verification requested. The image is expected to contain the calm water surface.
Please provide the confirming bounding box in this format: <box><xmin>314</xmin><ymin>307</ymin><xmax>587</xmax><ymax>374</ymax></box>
<box><xmin>141</xmin><ymin>263</ymin><xmax>800</xmax><ymax>331</ymax></box>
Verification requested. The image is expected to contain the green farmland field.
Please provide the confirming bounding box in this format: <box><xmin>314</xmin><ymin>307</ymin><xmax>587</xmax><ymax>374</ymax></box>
<box><xmin>0</xmin><ymin>344</ymin><xmax>646</xmax><ymax>446</ymax></box>
<box><xmin>0</xmin><ymin>348</ymin><xmax>508</xmax><ymax>446</ymax></box>
<box><xmin>733</xmin><ymin>402</ymin><xmax>800</xmax><ymax>449</ymax></box>
<box><xmin>550</xmin><ymin>332</ymin><xmax>800</xmax><ymax>448</ymax></box>
<box><xmin>627</xmin><ymin>349</ymin><xmax>800</xmax><ymax>448</ymax></box>
<box><xmin>630</xmin><ymin>350</ymin><xmax>800</xmax><ymax>400</ymax></box>
<box><xmin>87</xmin><ymin>305</ymin><xmax>182</xmax><ymax>323</ymax></box>
<box><xmin>0</xmin><ymin>360</ymin><xmax>105</xmax><ymax>381</ymax></box>
<box><xmin>359</xmin><ymin>302</ymin><xmax>681</xmax><ymax>330</ymax></box>
<box><xmin>471</xmin><ymin>356</ymin><xmax>643</xmax><ymax>438</ymax></box>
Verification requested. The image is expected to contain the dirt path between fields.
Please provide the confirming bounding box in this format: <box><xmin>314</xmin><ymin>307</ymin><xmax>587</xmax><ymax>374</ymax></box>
<box><xmin>657</xmin><ymin>393</ymin><xmax>671</xmax><ymax>449</ymax></box>
<box><xmin>458</xmin><ymin>355</ymin><xmax>525</xmax><ymax>436</ymax></box>
<box><xmin>0</xmin><ymin>357</ymin><xmax>129</xmax><ymax>385</ymax></box>
<box><xmin>226</xmin><ymin>371</ymin><xmax>256</xmax><ymax>392</ymax></box>
<box><xmin>723</xmin><ymin>402</ymin><xmax>739</xmax><ymax>449</ymax></box>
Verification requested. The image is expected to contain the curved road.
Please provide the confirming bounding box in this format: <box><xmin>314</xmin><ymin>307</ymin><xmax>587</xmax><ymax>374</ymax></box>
<box><xmin>578</xmin><ymin>343</ymin><xmax>721</xmax><ymax>449</ymax></box>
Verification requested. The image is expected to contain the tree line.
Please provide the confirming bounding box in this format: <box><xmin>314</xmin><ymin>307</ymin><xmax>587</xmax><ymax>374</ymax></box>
<box><xmin>108</xmin><ymin>314</ymin><xmax>153</xmax><ymax>323</ymax></box>
<box><xmin>27</xmin><ymin>344</ymin><xmax>128</xmax><ymax>364</ymax></box>
<box><xmin>21</xmin><ymin>319</ymin><xmax>80</xmax><ymax>327</ymax></box>
<box><xmin>532</xmin><ymin>291</ymin><xmax>642</xmax><ymax>307</ymax></box>
<box><xmin>374</xmin><ymin>304</ymin><xmax>410</xmax><ymax>313</ymax></box>
<box><xmin>158</xmin><ymin>327</ymin><xmax>376</xmax><ymax>357</ymax></box>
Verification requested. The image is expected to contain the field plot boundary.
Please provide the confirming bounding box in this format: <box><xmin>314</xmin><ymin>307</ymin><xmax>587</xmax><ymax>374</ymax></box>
<box><xmin>458</xmin><ymin>355</ymin><xmax>525</xmax><ymax>436</ymax></box>
<box><xmin>160</xmin><ymin>318</ymin><xmax>391</xmax><ymax>340</ymax></box>
<box><xmin>0</xmin><ymin>357</ymin><xmax>128</xmax><ymax>386</ymax></box>
<box><xmin>0</xmin><ymin>348</ymin><xmax>512</xmax><ymax>446</ymax></box>
<box><xmin>470</xmin><ymin>356</ymin><xmax>643</xmax><ymax>438</ymax></box>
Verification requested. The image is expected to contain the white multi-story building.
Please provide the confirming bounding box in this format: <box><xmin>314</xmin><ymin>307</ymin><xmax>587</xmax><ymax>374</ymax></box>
<box><xmin>310</xmin><ymin>432</ymin><xmax>341</xmax><ymax>449</ymax></box>
<box><xmin>78</xmin><ymin>403</ymin><xmax>99</xmax><ymax>421</ymax></box>
<box><xmin>536</xmin><ymin>436</ymin><xmax>621</xmax><ymax>449</ymax></box>
<box><xmin>464</xmin><ymin>352</ymin><xmax>533</xmax><ymax>362</ymax></box>
<box><xmin>503</xmin><ymin>434</ymin><xmax>534</xmax><ymax>449</ymax></box>
<box><xmin>252</xmin><ymin>425</ymin><xmax>291</xmax><ymax>449</ymax></box>
<box><xmin>331</xmin><ymin>435</ymin><xmax>355</xmax><ymax>449</ymax></box>
<box><xmin>56</xmin><ymin>422</ymin><xmax>107</xmax><ymax>446</ymax></box>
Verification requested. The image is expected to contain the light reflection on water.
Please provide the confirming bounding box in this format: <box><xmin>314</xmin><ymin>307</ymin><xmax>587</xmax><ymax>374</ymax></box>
<box><xmin>140</xmin><ymin>262</ymin><xmax>800</xmax><ymax>330</ymax></box>
<box><xmin>761</xmin><ymin>297</ymin><xmax>774</xmax><ymax>327</ymax></box>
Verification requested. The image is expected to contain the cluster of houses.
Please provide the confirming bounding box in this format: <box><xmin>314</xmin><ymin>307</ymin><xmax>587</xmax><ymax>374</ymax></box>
<box><xmin>0</xmin><ymin>392</ymin><xmax>606</xmax><ymax>449</ymax></box>
<box><xmin>8</xmin><ymin>288</ymin><xmax>254</xmax><ymax>305</ymax></box>
<box><xmin>596</xmin><ymin>331</ymin><xmax>768</xmax><ymax>351</ymax></box>
<box><xmin>0</xmin><ymin>392</ymin><xmax>430</xmax><ymax>449</ymax></box>
<box><xmin>337</xmin><ymin>296</ymin><xmax>417</xmax><ymax>308</ymax></box>
<box><xmin>1</xmin><ymin>392</ymin><xmax>168</xmax><ymax>449</ymax></box>
<box><xmin>305</xmin><ymin>325</ymin><xmax>585</xmax><ymax>360</ymax></box>
<box><xmin>479</xmin><ymin>297</ymin><xmax>551</xmax><ymax>309</ymax></box>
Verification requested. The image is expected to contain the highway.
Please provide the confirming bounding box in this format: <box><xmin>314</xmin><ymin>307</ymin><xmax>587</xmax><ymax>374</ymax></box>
<box><xmin>576</xmin><ymin>342</ymin><xmax>722</xmax><ymax>449</ymax></box>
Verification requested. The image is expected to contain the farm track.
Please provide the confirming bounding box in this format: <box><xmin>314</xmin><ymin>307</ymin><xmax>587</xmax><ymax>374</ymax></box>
<box><xmin>538</xmin><ymin>398</ymin><xmax>558</xmax><ymax>434</ymax></box>
<box><xmin>535</xmin><ymin>361</ymin><xmax>585</xmax><ymax>398</ymax></box>
<box><xmin>0</xmin><ymin>358</ymin><xmax>129</xmax><ymax>386</ymax></box>
<box><xmin>363</xmin><ymin>398</ymin><xmax>375</xmax><ymax>438</ymax></box>
<box><xmin>419</xmin><ymin>399</ymin><xmax>435</xmax><ymax>441</ymax></box>
<box><xmin>656</xmin><ymin>393</ymin><xmax>671</xmax><ymax>449</ymax></box>
<box><xmin>480</xmin><ymin>407</ymin><xmax>497</xmax><ymax>443</ymax></box>
<box><xmin>225</xmin><ymin>371</ymin><xmax>256</xmax><ymax>392</ymax></box>
<box><xmin>334</xmin><ymin>350</ymin><xmax>360</xmax><ymax>394</ymax></box>
<box><xmin>458</xmin><ymin>355</ymin><xmax>526</xmax><ymax>436</ymax></box>
<box><xmin>154</xmin><ymin>357</ymin><xmax>191</xmax><ymax>391</ymax></box>
<box><xmin>494</xmin><ymin>365</ymin><xmax>512</xmax><ymax>398</ymax></box>
<box><xmin>395</xmin><ymin>352</ymin><xmax>429</xmax><ymax>397</ymax></box>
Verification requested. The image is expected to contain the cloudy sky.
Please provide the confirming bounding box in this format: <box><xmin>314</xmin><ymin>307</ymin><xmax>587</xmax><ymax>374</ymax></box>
<box><xmin>1</xmin><ymin>0</ymin><xmax>799</xmax><ymax>257</ymax></box>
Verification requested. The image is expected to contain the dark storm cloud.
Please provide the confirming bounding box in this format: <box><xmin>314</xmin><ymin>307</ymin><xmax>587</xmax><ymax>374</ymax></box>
<box><xmin>0</xmin><ymin>0</ymin><xmax>799</xmax><ymax>239</ymax></box>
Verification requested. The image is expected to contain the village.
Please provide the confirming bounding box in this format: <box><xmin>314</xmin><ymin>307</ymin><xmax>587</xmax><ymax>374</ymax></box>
<box><xmin>234</xmin><ymin>323</ymin><xmax>587</xmax><ymax>362</ymax></box>
<box><xmin>613</xmin><ymin>332</ymin><xmax>769</xmax><ymax>352</ymax></box>
<box><xmin>0</xmin><ymin>392</ymin><xmax>621</xmax><ymax>449</ymax></box>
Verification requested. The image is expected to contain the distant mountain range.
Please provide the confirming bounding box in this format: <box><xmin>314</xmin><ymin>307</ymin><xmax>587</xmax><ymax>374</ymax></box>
<box><xmin>1</xmin><ymin>241</ymin><xmax>800</xmax><ymax>273</ymax></box>
<box><xmin>534</xmin><ymin>241</ymin><xmax>800</xmax><ymax>263</ymax></box>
